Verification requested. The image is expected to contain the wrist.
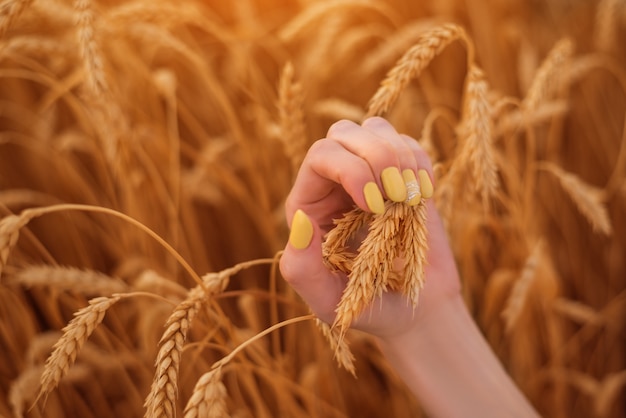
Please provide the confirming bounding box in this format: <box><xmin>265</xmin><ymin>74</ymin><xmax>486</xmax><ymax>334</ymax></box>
<box><xmin>377</xmin><ymin>295</ymin><xmax>539</xmax><ymax>418</ymax></box>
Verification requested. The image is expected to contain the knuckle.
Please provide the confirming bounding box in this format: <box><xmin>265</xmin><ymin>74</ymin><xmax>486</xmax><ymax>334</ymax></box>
<box><xmin>326</xmin><ymin>119</ymin><xmax>356</xmax><ymax>138</ymax></box>
<box><xmin>362</xmin><ymin>115</ymin><xmax>388</xmax><ymax>127</ymax></box>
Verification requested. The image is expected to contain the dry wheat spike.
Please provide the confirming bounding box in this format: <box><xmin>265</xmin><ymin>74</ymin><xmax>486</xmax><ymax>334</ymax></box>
<box><xmin>0</xmin><ymin>0</ymin><xmax>33</xmax><ymax>38</ymax></box>
<box><xmin>322</xmin><ymin>207</ymin><xmax>373</xmax><ymax>274</ymax></box>
<box><xmin>278</xmin><ymin>62</ymin><xmax>308</xmax><ymax>175</ymax></box>
<box><xmin>502</xmin><ymin>241</ymin><xmax>543</xmax><ymax>332</ymax></box>
<box><xmin>12</xmin><ymin>265</ymin><xmax>130</xmax><ymax>296</ymax></box>
<box><xmin>0</xmin><ymin>211</ymin><xmax>40</xmax><ymax>278</ymax></box>
<box><xmin>539</xmin><ymin>162</ymin><xmax>612</xmax><ymax>235</ymax></box>
<box><xmin>74</xmin><ymin>0</ymin><xmax>108</xmax><ymax>97</ymax></box>
<box><xmin>366</xmin><ymin>23</ymin><xmax>473</xmax><ymax>117</ymax></box>
<box><xmin>36</xmin><ymin>295</ymin><xmax>124</xmax><ymax>405</ymax></box>
<box><xmin>522</xmin><ymin>38</ymin><xmax>574</xmax><ymax>111</ymax></box>
<box><xmin>183</xmin><ymin>367</ymin><xmax>228</xmax><ymax>418</ymax></box>
<box><xmin>332</xmin><ymin>201</ymin><xmax>428</xmax><ymax>337</ymax></box>
<box><xmin>456</xmin><ymin>64</ymin><xmax>499</xmax><ymax>210</ymax></box>
<box><xmin>315</xmin><ymin>318</ymin><xmax>356</xmax><ymax>376</ymax></box>
<box><xmin>144</xmin><ymin>272</ymin><xmax>229</xmax><ymax>418</ymax></box>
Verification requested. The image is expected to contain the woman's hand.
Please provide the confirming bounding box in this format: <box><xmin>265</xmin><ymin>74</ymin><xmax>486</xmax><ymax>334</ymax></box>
<box><xmin>279</xmin><ymin>117</ymin><xmax>461</xmax><ymax>340</ymax></box>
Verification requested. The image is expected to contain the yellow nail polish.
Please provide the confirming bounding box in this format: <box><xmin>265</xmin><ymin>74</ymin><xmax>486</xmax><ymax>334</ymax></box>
<box><xmin>418</xmin><ymin>169</ymin><xmax>434</xmax><ymax>199</ymax></box>
<box><xmin>381</xmin><ymin>167</ymin><xmax>407</xmax><ymax>202</ymax></box>
<box><xmin>289</xmin><ymin>209</ymin><xmax>313</xmax><ymax>249</ymax></box>
<box><xmin>402</xmin><ymin>169</ymin><xmax>421</xmax><ymax>206</ymax></box>
<box><xmin>363</xmin><ymin>182</ymin><xmax>385</xmax><ymax>214</ymax></box>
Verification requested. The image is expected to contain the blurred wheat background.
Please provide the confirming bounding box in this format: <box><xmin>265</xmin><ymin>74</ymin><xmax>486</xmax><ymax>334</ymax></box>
<box><xmin>0</xmin><ymin>0</ymin><xmax>625</xmax><ymax>417</ymax></box>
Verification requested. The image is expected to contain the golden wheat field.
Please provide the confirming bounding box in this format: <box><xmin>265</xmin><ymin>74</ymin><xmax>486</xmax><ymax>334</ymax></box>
<box><xmin>0</xmin><ymin>0</ymin><xmax>625</xmax><ymax>417</ymax></box>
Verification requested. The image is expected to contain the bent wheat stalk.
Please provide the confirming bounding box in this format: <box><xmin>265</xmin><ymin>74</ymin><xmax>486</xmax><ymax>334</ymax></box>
<box><xmin>0</xmin><ymin>204</ymin><xmax>203</xmax><ymax>286</ymax></box>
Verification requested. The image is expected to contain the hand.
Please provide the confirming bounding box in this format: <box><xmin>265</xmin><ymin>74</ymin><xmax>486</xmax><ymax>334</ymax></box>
<box><xmin>279</xmin><ymin>117</ymin><xmax>461</xmax><ymax>341</ymax></box>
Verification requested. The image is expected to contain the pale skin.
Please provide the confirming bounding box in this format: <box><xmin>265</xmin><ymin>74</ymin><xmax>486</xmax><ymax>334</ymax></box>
<box><xmin>280</xmin><ymin>117</ymin><xmax>540</xmax><ymax>417</ymax></box>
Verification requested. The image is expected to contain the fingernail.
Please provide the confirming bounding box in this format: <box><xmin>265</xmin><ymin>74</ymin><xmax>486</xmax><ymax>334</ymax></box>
<box><xmin>363</xmin><ymin>182</ymin><xmax>385</xmax><ymax>214</ymax></box>
<box><xmin>381</xmin><ymin>167</ymin><xmax>407</xmax><ymax>202</ymax></box>
<box><xmin>402</xmin><ymin>169</ymin><xmax>421</xmax><ymax>206</ymax></box>
<box><xmin>289</xmin><ymin>209</ymin><xmax>313</xmax><ymax>249</ymax></box>
<box><xmin>418</xmin><ymin>169</ymin><xmax>433</xmax><ymax>199</ymax></box>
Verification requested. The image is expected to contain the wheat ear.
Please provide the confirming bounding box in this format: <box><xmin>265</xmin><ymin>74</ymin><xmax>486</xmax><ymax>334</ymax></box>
<box><xmin>0</xmin><ymin>211</ymin><xmax>41</xmax><ymax>278</ymax></box>
<box><xmin>183</xmin><ymin>367</ymin><xmax>228</xmax><ymax>418</ymax></box>
<box><xmin>278</xmin><ymin>62</ymin><xmax>308</xmax><ymax>175</ymax></box>
<box><xmin>144</xmin><ymin>273</ymin><xmax>228</xmax><ymax>418</ymax></box>
<box><xmin>397</xmin><ymin>203</ymin><xmax>429</xmax><ymax>306</ymax></box>
<box><xmin>522</xmin><ymin>38</ymin><xmax>574</xmax><ymax>111</ymax></box>
<box><xmin>315</xmin><ymin>318</ymin><xmax>356</xmax><ymax>377</ymax></box>
<box><xmin>74</xmin><ymin>0</ymin><xmax>107</xmax><ymax>97</ymax></box>
<box><xmin>12</xmin><ymin>265</ymin><xmax>130</xmax><ymax>296</ymax></box>
<box><xmin>538</xmin><ymin>162</ymin><xmax>612</xmax><ymax>235</ymax></box>
<box><xmin>332</xmin><ymin>203</ymin><xmax>402</xmax><ymax>334</ymax></box>
<box><xmin>456</xmin><ymin>64</ymin><xmax>499</xmax><ymax>210</ymax></box>
<box><xmin>322</xmin><ymin>207</ymin><xmax>372</xmax><ymax>274</ymax></box>
<box><xmin>366</xmin><ymin>23</ymin><xmax>473</xmax><ymax>117</ymax></box>
<box><xmin>36</xmin><ymin>295</ymin><xmax>123</xmax><ymax>405</ymax></box>
<box><xmin>502</xmin><ymin>241</ymin><xmax>543</xmax><ymax>332</ymax></box>
<box><xmin>0</xmin><ymin>0</ymin><xmax>34</xmax><ymax>38</ymax></box>
<box><xmin>144</xmin><ymin>258</ymin><xmax>275</xmax><ymax>418</ymax></box>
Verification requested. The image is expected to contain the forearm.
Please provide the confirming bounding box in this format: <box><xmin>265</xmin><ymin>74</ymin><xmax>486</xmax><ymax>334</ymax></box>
<box><xmin>377</xmin><ymin>295</ymin><xmax>540</xmax><ymax>418</ymax></box>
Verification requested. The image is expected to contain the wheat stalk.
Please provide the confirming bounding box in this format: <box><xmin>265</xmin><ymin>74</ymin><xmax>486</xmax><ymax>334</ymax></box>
<box><xmin>36</xmin><ymin>294</ymin><xmax>123</xmax><ymax>405</ymax></box>
<box><xmin>278</xmin><ymin>0</ymin><xmax>399</xmax><ymax>42</ymax></box>
<box><xmin>552</xmin><ymin>298</ymin><xmax>602</xmax><ymax>326</ymax></box>
<box><xmin>0</xmin><ymin>203</ymin><xmax>205</xmax><ymax>286</ymax></box>
<box><xmin>366</xmin><ymin>23</ymin><xmax>474</xmax><ymax>117</ymax></box>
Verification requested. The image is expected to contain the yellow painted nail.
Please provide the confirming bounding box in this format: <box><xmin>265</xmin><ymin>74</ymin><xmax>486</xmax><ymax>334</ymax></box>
<box><xmin>381</xmin><ymin>167</ymin><xmax>407</xmax><ymax>202</ymax></box>
<box><xmin>289</xmin><ymin>209</ymin><xmax>313</xmax><ymax>249</ymax></box>
<box><xmin>402</xmin><ymin>169</ymin><xmax>421</xmax><ymax>206</ymax></box>
<box><xmin>418</xmin><ymin>169</ymin><xmax>434</xmax><ymax>199</ymax></box>
<box><xmin>363</xmin><ymin>182</ymin><xmax>385</xmax><ymax>214</ymax></box>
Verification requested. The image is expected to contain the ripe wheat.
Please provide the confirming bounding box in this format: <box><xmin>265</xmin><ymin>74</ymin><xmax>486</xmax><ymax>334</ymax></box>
<box><xmin>37</xmin><ymin>295</ymin><xmax>123</xmax><ymax>404</ymax></box>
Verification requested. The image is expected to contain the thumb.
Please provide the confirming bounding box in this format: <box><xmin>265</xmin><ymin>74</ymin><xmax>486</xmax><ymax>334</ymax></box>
<box><xmin>280</xmin><ymin>209</ymin><xmax>344</xmax><ymax>321</ymax></box>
